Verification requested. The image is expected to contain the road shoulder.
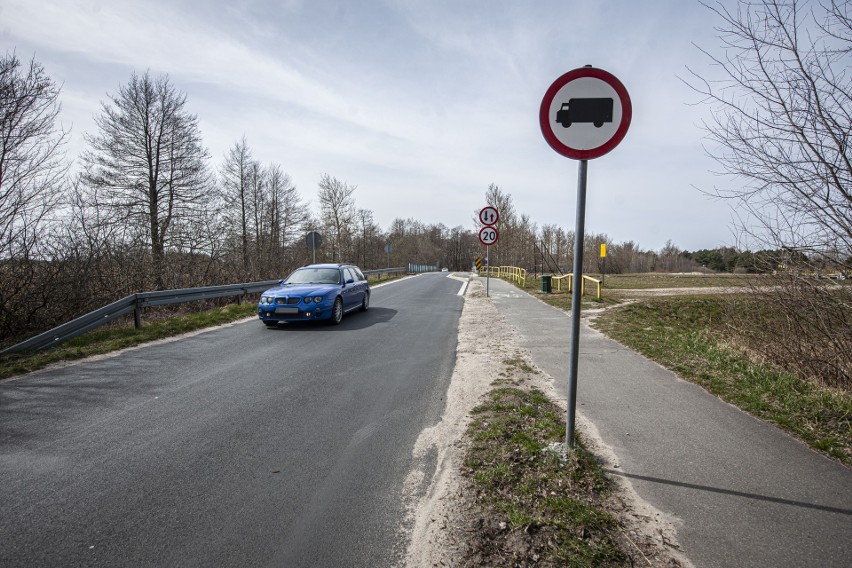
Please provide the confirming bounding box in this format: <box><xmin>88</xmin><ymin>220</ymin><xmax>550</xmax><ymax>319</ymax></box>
<box><xmin>403</xmin><ymin>278</ymin><xmax>691</xmax><ymax>567</ymax></box>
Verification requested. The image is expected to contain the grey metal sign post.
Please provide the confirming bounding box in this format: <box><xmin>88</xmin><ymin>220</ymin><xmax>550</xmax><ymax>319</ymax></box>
<box><xmin>478</xmin><ymin>218</ymin><xmax>498</xmax><ymax>298</ymax></box>
<box><xmin>384</xmin><ymin>243</ymin><xmax>392</xmax><ymax>268</ymax></box>
<box><xmin>540</xmin><ymin>66</ymin><xmax>631</xmax><ymax>449</ymax></box>
<box><xmin>486</xmin><ymin>248</ymin><xmax>490</xmax><ymax>296</ymax></box>
<box><xmin>306</xmin><ymin>231</ymin><xmax>322</xmax><ymax>264</ymax></box>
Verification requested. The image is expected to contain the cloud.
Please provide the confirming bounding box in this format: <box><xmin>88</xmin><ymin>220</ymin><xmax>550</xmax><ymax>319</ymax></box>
<box><xmin>3</xmin><ymin>0</ymin><xmax>741</xmax><ymax>250</ymax></box>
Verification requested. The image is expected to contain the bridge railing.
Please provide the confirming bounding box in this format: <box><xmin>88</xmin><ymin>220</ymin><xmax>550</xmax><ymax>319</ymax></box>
<box><xmin>552</xmin><ymin>274</ymin><xmax>602</xmax><ymax>299</ymax></box>
<box><xmin>478</xmin><ymin>265</ymin><xmax>527</xmax><ymax>287</ymax></box>
<box><xmin>475</xmin><ymin>267</ymin><xmax>600</xmax><ymax>299</ymax></box>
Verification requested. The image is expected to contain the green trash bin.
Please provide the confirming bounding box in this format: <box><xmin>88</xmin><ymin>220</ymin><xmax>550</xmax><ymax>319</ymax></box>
<box><xmin>541</xmin><ymin>274</ymin><xmax>552</xmax><ymax>293</ymax></box>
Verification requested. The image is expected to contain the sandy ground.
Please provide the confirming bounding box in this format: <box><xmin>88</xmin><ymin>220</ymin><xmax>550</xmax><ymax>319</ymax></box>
<box><xmin>403</xmin><ymin>278</ymin><xmax>693</xmax><ymax>567</ymax></box>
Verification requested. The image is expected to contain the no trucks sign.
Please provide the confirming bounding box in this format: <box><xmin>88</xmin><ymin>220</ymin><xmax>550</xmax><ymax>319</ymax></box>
<box><xmin>540</xmin><ymin>66</ymin><xmax>631</xmax><ymax>160</ymax></box>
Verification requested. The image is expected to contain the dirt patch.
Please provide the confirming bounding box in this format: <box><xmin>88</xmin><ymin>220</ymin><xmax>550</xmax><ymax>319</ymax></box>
<box><xmin>609</xmin><ymin>287</ymin><xmax>734</xmax><ymax>297</ymax></box>
<box><xmin>402</xmin><ymin>279</ymin><xmax>510</xmax><ymax>566</ymax></box>
<box><xmin>404</xmin><ymin>278</ymin><xmax>692</xmax><ymax>567</ymax></box>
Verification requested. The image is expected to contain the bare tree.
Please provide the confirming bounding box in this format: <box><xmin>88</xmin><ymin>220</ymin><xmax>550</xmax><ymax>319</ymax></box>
<box><xmin>81</xmin><ymin>71</ymin><xmax>211</xmax><ymax>290</ymax></box>
<box><xmin>687</xmin><ymin>0</ymin><xmax>851</xmax><ymax>264</ymax></box>
<box><xmin>477</xmin><ymin>183</ymin><xmax>516</xmax><ymax>267</ymax></box>
<box><xmin>689</xmin><ymin>0</ymin><xmax>851</xmax><ymax>388</ymax></box>
<box><xmin>354</xmin><ymin>208</ymin><xmax>378</xmax><ymax>268</ymax></box>
<box><xmin>317</xmin><ymin>174</ymin><xmax>356</xmax><ymax>262</ymax></box>
<box><xmin>658</xmin><ymin>239</ymin><xmax>682</xmax><ymax>272</ymax></box>
<box><xmin>265</xmin><ymin>164</ymin><xmax>308</xmax><ymax>274</ymax></box>
<box><xmin>0</xmin><ymin>51</ymin><xmax>68</xmax><ymax>344</ymax></box>
<box><xmin>220</xmin><ymin>136</ymin><xmax>255</xmax><ymax>274</ymax></box>
<box><xmin>0</xmin><ymin>51</ymin><xmax>67</xmax><ymax>260</ymax></box>
<box><xmin>248</xmin><ymin>160</ymin><xmax>267</xmax><ymax>272</ymax></box>
<box><xmin>447</xmin><ymin>225</ymin><xmax>475</xmax><ymax>271</ymax></box>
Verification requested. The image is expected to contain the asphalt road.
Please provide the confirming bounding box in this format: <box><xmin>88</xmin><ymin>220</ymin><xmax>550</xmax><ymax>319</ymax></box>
<box><xmin>0</xmin><ymin>273</ymin><xmax>465</xmax><ymax>567</ymax></box>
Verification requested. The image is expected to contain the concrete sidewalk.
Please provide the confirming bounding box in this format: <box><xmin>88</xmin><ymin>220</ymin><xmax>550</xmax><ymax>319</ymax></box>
<box><xmin>481</xmin><ymin>276</ymin><xmax>851</xmax><ymax>568</ymax></box>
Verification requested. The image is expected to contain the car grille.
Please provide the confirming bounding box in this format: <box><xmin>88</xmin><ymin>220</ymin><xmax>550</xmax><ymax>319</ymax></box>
<box><xmin>276</xmin><ymin>297</ymin><xmax>301</xmax><ymax>305</ymax></box>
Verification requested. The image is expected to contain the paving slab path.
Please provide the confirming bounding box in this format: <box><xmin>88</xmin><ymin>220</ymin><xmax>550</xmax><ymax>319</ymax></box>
<box><xmin>483</xmin><ymin>276</ymin><xmax>851</xmax><ymax>568</ymax></box>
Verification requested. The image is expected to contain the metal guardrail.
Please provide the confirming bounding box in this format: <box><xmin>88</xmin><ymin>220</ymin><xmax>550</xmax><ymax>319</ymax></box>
<box><xmin>0</xmin><ymin>280</ymin><xmax>281</xmax><ymax>355</ymax></box>
<box><xmin>1</xmin><ymin>266</ymin><xmax>410</xmax><ymax>355</ymax></box>
<box><xmin>364</xmin><ymin>267</ymin><xmax>406</xmax><ymax>278</ymax></box>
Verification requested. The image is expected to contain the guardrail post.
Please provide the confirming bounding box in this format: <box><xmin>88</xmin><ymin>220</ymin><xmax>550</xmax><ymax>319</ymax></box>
<box><xmin>133</xmin><ymin>294</ymin><xmax>142</xmax><ymax>329</ymax></box>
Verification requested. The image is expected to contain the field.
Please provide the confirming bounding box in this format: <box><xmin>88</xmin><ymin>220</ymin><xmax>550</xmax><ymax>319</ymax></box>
<box><xmin>593</xmin><ymin>272</ymin><xmax>760</xmax><ymax>289</ymax></box>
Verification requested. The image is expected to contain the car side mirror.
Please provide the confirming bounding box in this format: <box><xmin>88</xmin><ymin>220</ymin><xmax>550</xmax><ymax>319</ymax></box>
<box><xmin>278</xmin><ymin>279</ymin><xmax>284</xmax><ymax>284</ymax></box>
<box><xmin>346</xmin><ymin>278</ymin><xmax>354</xmax><ymax>284</ymax></box>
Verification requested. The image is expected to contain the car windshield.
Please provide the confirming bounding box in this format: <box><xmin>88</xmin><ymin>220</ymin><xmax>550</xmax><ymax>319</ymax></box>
<box><xmin>284</xmin><ymin>268</ymin><xmax>341</xmax><ymax>285</ymax></box>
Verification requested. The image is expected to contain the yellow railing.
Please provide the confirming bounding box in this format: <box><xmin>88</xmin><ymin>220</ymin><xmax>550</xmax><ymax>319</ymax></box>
<box><xmin>478</xmin><ymin>265</ymin><xmax>527</xmax><ymax>287</ymax></box>
<box><xmin>552</xmin><ymin>274</ymin><xmax>602</xmax><ymax>300</ymax></box>
<box><xmin>477</xmin><ymin>266</ymin><xmax>604</xmax><ymax>298</ymax></box>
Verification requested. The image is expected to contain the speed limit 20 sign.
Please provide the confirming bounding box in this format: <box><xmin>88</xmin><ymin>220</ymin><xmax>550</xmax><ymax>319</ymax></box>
<box><xmin>478</xmin><ymin>226</ymin><xmax>498</xmax><ymax>246</ymax></box>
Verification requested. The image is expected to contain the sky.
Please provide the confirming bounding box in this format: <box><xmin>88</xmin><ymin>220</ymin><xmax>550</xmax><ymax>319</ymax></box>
<box><xmin>2</xmin><ymin>0</ymin><xmax>743</xmax><ymax>252</ymax></box>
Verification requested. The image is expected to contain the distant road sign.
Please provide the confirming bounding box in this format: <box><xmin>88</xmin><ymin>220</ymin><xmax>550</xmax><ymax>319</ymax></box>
<box><xmin>540</xmin><ymin>67</ymin><xmax>631</xmax><ymax>160</ymax></box>
<box><xmin>479</xmin><ymin>206</ymin><xmax>499</xmax><ymax>226</ymax></box>
<box><xmin>306</xmin><ymin>231</ymin><xmax>322</xmax><ymax>249</ymax></box>
<box><xmin>475</xmin><ymin>257</ymin><xmax>482</xmax><ymax>271</ymax></box>
<box><xmin>600</xmin><ymin>243</ymin><xmax>607</xmax><ymax>258</ymax></box>
<box><xmin>479</xmin><ymin>226</ymin><xmax>498</xmax><ymax>246</ymax></box>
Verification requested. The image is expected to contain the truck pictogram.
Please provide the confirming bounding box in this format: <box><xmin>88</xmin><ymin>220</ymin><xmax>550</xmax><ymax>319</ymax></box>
<box><xmin>555</xmin><ymin>98</ymin><xmax>614</xmax><ymax>128</ymax></box>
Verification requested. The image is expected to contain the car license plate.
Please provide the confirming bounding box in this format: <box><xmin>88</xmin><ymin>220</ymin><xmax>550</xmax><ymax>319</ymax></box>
<box><xmin>275</xmin><ymin>307</ymin><xmax>299</xmax><ymax>314</ymax></box>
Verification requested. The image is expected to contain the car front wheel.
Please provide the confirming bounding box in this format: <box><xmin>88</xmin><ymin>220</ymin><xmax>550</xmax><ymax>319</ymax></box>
<box><xmin>331</xmin><ymin>297</ymin><xmax>344</xmax><ymax>325</ymax></box>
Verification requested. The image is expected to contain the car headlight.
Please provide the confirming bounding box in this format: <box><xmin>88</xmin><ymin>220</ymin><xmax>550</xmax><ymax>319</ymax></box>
<box><xmin>313</xmin><ymin>296</ymin><xmax>323</xmax><ymax>303</ymax></box>
<box><xmin>262</xmin><ymin>296</ymin><xmax>271</xmax><ymax>304</ymax></box>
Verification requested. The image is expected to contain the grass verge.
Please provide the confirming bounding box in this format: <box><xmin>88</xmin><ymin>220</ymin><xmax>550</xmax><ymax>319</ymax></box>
<box><xmin>460</xmin><ymin>384</ymin><xmax>628</xmax><ymax>566</ymax></box>
<box><xmin>592</xmin><ymin>297</ymin><xmax>851</xmax><ymax>465</ymax></box>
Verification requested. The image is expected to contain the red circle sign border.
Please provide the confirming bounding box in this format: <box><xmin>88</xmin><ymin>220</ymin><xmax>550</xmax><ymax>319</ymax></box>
<box><xmin>479</xmin><ymin>206</ymin><xmax>499</xmax><ymax>226</ymax></box>
<box><xmin>539</xmin><ymin>67</ymin><xmax>632</xmax><ymax>160</ymax></box>
<box><xmin>478</xmin><ymin>225</ymin><xmax>498</xmax><ymax>246</ymax></box>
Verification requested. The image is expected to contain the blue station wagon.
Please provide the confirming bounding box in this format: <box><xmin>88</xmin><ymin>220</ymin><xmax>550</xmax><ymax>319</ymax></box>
<box><xmin>258</xmin><ymin>263</ymin><xmax>370</xmax><ymax>326</ymax></box>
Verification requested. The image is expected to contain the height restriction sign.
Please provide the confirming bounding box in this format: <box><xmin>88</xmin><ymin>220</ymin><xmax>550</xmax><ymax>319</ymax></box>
<box><xmin>539</xmin><ymin>66</ymin><xmax>631</xmax><ymax>160</ymax></box>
